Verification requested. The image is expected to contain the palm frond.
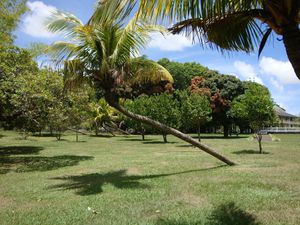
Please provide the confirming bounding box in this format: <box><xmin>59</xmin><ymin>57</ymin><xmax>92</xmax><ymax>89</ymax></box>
<box><xmin>125</xmin><ymin>58</ymin><xmax>173</xmax><ymax>86</ymax></box>
<box><xmin>89</xmin><ymin>0</ymin><xmax>136</xmax><ymax>26</ymax></box>
<box><xmin>138</xmin><ymin>0</ymin><xmax>265</xmax><ymax>21</ymax></box>
<box><xmin>111</xmin><ymin>14</ymin><xmax>167</xmax><ymax>66</ymax></box>
<box><xmin>63</xmin><ymin>59</ymin><xmax>92</xmax><ymax>91</ymax></box>
<box><xmin>46</xmin><ymin>10</ymin><xmax>84</xmax><ymax>38</ymax></box>
<box><xmin>258</xmin><ymin>28</ymin><xmax>272</xmax><ymax>58</ymax></box>
<box><xmin>47</xmin><ymin>41</ymin><xmax>78</xmax><ymax>61</ymax></box>
<box><xmin>170</xmin><ymin>9</ymin><xmax>263</xmax><ymax>52</ymax></box>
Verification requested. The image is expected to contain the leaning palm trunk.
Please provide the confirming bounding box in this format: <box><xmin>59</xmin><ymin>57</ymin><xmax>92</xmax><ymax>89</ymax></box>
<box><xmin>106</xmin><ymin>96</ymin><xmax>236</xmax><ymax>166</ymax></box>
<box><xmin>283</xmin><ymin>26</ymin><xmax>300</xmax><ymax>80</ymax></box>
<box><xmin>46</xmin><ymin>0</ymin><xmax>238</xmax><ymax>166</ymax></box>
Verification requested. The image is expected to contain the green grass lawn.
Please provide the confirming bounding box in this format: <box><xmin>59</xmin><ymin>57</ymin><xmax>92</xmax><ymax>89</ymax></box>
<box><xmin>0</xmin><ymin>131</ymin><xmax>300</xmax><ymax>225</ymax></box>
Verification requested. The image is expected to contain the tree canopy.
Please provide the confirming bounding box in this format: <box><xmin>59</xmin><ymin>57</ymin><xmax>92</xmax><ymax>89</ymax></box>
<box><xmin>231</xmin><ymin>82</ymin><xmax>276</xmax><ymax>153</ymax></box>
<box><xmin>0</xmin><ymin>0</ymin><xmax>27</xmax><ymax>46</ymax></box>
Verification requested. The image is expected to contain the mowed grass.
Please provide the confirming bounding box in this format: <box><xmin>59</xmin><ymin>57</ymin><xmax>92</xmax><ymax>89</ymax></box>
<box><xmin>0</xmin><ymin>131</ymin><xmax>300</xmax><ymax>225</ymax></box>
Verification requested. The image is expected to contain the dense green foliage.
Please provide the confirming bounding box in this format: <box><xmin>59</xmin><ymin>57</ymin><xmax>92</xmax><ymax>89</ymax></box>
<box><xmin>157</xmin><ymin>58</ymin><xmax>248</xmax><ymax>137</ymax></box>
<box><xmin>230</xmin><ymin>82</ymin><xmax>277</xmax><ymax>152</ymax></box>
<box><xmin>0</xmin><ymin>46</ymin><xmax>92</xmax><ymax>138</ymax></box>
<box><xmin>178</xmin><ymin>91</ymin><xmax>212</xmax><ymax>141</ymax></box>
<box><xmin>0</xmin><ymin>46</ymin><xmax>39</xmax><ymax>128</ymax></box>
<box><xmin>158</xmin><ymin>58</ymin><xmax>209</xmax><ymax>90</ymax></box>
<box><xmin>125</xmin><ymin>93</ymin><xmax>181</xmax><ymax>142</ymax></box>
<box><xmin>0</xmin><ymin>44</ymin><xmax>274</xmax><ymax>139</ymax></box>
<box><xmin>189</xmin><ymin>74</ymin><xmax>245</xmax><ymax>137</ymax></box>
<box><xmin>0</xmin><ymin>0</ymin><xmax>27</xmax><ymax>45</ymax></box>
<box><xmin>231</xmin><ymin>82</ymin><xmax>276</xmax><ymax>132</ymax></box>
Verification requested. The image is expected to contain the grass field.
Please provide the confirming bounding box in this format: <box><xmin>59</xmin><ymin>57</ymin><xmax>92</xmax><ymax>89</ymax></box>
<box><xmin>0</xmin><ymin>131</ymin><xmax>300</xmax><ymax>225</ymax></box>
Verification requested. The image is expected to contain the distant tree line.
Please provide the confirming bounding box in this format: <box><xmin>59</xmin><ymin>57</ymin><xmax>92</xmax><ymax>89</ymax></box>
<box><xmin>0</xmin><ymin>46</ymin><xmax>277</xmax><ymax>143</ymax></box>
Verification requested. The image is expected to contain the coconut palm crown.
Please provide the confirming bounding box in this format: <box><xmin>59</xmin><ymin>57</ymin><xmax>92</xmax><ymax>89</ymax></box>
<box><xmin>137</xmin><ymin>0</ymin><xmax>300</xmax><ymax>80</ymax></box>
<box><xmin>47</xmin><ymin>0</ymin><xmax>173</xmax><ymax>98</ymax></box>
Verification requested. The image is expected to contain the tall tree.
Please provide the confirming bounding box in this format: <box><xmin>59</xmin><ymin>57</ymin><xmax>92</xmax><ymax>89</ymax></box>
<box><xmin>180</xmin><ymin>91</ymin><xmax>212</xmax><ymax>142</ymax></box>
<box><xmin>0</xmin><ymin>46</ymin><xmax>38</xmax><ymax>128</ymax></box>
<box><xmin>231</xmin><ymin>82</ymin><xmax>276</xmax><ymax>153</ymax></box>
<box><xmin>138</xmin><ymin>0</ymin><xmax>300</xmax><ymax>80</ymax></box>
<box><xmin>0</xmin><ymin>0</ymin><xmax>27</xmax><ymax>46</ymax></box>
<box><xmin>47</xmin><ymin>0</ymin><xmax>235</xmax><ymax>165</ymax></box>
<box><xmin>190</xmin><ymin>74</ymin><xmax>244</xmax><ymax>137</ymax></box>
<box><xmin>145</xmin><ymin>93</ymin><xmax>182</xmax><ymax>143</ymax></box>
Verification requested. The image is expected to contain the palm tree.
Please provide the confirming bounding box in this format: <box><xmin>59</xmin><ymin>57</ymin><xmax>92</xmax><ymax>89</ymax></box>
<box><xmin>137</xmin><ymin>0</ymin><xmax>300</xmax><ymax>80</ymax></box>
<box><xmin>47</xmin><ymin>0</ymin><xmax>235</xmax><ymax>165</ymax></box>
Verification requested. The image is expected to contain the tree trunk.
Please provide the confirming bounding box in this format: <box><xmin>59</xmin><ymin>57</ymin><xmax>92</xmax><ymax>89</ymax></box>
<box><xmin>56</xmin><ymin>132</ymin><xmax>61</xmax><ymax>141</ymax></box>
<box><xmin>162</xmin><ymin>133</ymin><xmax>167</xmax><ymax>143</ymax></box>
<box><xmin>257</xmin><ymin>133</ymin><xmax>263</xmax><ymax>154</ymax></box>
<box><xmin>223</xmin><ymin>124</ymin><xmax>229</xmax><ymax>138</ymax></box>
<box><xmin>106</xmin><ymin>97</ymin><xmax>236</xmax><ymax>166</ymax></box>
<box><xmin>95</xmin><ymin>122</ymin><xmax>98</xmax><ymax>136</ymax></box>
<box><xmin>76</xmin><ymin>130</ymin><xmax>78</xmax><ymax>142</ymax></box>
<box><xmin>198</xmin><ymin>123</ymin><xmax>201</xmax><ymax>142</ymax></box>
<box><xmin>283</xmin><ymin>26</ymin><xmax>300</xmax><ymax>80</ymax></box>
<box><xmin>141</xmin><ymin>126</ymin><xmax>145</xmax><ymax>141</ymax></box>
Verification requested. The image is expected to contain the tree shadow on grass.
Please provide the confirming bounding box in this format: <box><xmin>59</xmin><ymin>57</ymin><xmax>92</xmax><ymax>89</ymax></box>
<box><xmin>0</xmin><ymin>146</ymin><xmax>93</xmax><ymax>173</ymax></box>
<box><xmin>118</xmin><ymin>138</ymin><xmax>155</xmax><ymax>142</ymax></box>
<box><xmin>156</xmin><ymin>218</ymin><xmax>203</xmax><ymax>225</ymax></box>
<box><xmin>90</xmin><ymin>134</ymin><xmax>114</xmax><ymax>138</ymax></box>
<box><xmin>49</xmin><ymin>166</ymin><xmax>225</xmax><ymax>196</ymax></box>
<box><xmin>0</xmin><ymin>146</ymin><xmax>44</xmax><ymax>156</ymax></box>
<box><xmin>233</xmin><ymin>150</ymin><xmax>270</xmax><ymax>155</ymax></box>
<box><xmin>32</xmin><ymin>133</ymin><xmax>56</xmax><ymax>137</ymax></box>
<box><xmin>0</xmin><ymin>155</ymin><xmax>94</xmax><ymax>173</ymax></box>
<box><xmin>142</xmin><ymin>141</ymin><xmax>178</xmax><ymax>144</ymax></box>
<box><xmin>155</xmin><ymin>202</ymin><xmax>260</xmax><ymax>225</ymax></box>
<box><xmin>191</xmin><ymin>135</ymin><xmax>248</xmax><ymax>140</ymax></box>
<box><xmin>207</xmin><ymin>202</ymin><xmax>260</xmax><ymax>225</ymax></box>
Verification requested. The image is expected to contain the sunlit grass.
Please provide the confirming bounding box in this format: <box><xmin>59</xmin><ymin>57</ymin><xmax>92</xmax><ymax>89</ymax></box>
<box><xmin>0</xmin><ymin>131</ymin><xmax>299</xmax><ymax>225</ymax></box>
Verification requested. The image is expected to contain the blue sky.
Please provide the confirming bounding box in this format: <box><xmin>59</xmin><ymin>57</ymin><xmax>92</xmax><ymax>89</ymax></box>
<box><xmin>14</xmin><ymin>0</ymin><xmax>300</xmax><ymax>115</ymax></box>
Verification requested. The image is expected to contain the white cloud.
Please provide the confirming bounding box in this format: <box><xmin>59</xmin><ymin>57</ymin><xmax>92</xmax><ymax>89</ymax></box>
<box><xmin>233</xmin><ymin>61</ymin><xmax>264</xmax><ymax>84</ymax></box>
<box><xmin>259</xmin><ymin>56</ymin><xmax>299</xmax><ymax>84</ymax></box>
<box><xmin>270</xmin><ymin>78</ymin><xmax>284</xmax><ymax>92</ymax></box>
<box><xmin>22</xmin><ymin>1</ymin><xmax>57</xmax><ymax>38</ymax></box>
<box><xmin>148</xmin><ymin>33</ymin><xmax>193</xmax><ymax>51</ymax></box>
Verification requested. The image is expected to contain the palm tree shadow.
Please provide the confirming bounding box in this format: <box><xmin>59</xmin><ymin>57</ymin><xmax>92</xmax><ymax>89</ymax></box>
<box><xmin>155</xmin><ymin>202</ymin><xmax>260</xmax><ymax>225</ymax></box>
<box><xmin>49</xmin><ymin>166</ymin><xmax>225</xmax><ymax>196</ymax></box>
<box><xmin>207</xmin><ymin>202</ymin><xmax>261</xmax><ymax>225</ymax></box>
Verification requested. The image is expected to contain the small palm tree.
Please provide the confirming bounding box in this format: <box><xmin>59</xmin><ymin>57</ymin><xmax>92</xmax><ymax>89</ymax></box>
<box><xmin>47</xmin><ymin>0</ymin><xmax>235</xmax><ymax>165</ymax></box>
<box><xmin>92</xmin><ymin>99</ymin><xmax>120</xmax><ymax>136</ymax></box>
<box><xmin>138</xmin><ymin>0</ymin><xmax>300</xmax><ymax>80</ymax></box>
